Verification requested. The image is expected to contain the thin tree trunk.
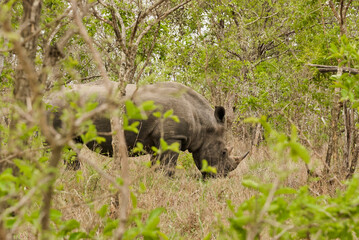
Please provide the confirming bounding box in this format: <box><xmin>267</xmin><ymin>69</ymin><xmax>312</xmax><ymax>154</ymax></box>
<box><xmin>325</xmin><ymin>89</ymin><xmax>341</xmax><ymax>174</ymax></box>
<box><xmin>40</xmin><ymin>145</ymin><xmax>63</xmax><ymax>239</ymax></box>
<box><xmin>325</xmin><ymin>0</ymin><xmax>354</xmax><ymax>178</ymax></box>
<box><xmin>14</xmin><ymin>0</ymin><xmax>42</xmax><ymax>103</ymax></box>
<box><xmin>343</xmin><ymin>101</ymin><xmax>351</xmax><ymax>170</ymax></box>
<box><xmin>253</xmin><ymin>123</ymin><xmax>262</xmax><ymax>148</ymax></box>
<box><xmin>347</xmin><ymin>135</ymin><xmax>359</xmax><ymax>179</ymax></box>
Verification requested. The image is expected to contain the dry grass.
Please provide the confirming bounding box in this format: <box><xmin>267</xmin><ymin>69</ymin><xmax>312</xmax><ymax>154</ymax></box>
<box><xmin>48</xmin><ymin>140</ymin><xmax>319</xmax><ymax>240</ymax></box>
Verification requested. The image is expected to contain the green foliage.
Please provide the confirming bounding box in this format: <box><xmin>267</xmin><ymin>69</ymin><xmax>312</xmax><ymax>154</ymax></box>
<box><xmin>124</xmin><ymin>100</ymin><xmax>157</xmax><ymax>133</ymax></box>
<box><xmin>80</xmin><ymin>124</ymin><xmax>106</xmax><ymax>144</ymax></box>
<box><xmin>223</xmin><ymin>177</ymin><xmax>359</xmax><ymax>239</ymax></box>
<box><xmin>1</xmin><ymin>0</ymin><xmax>359</xmax><ymax>238</ymax></box>
<box><xmin>220</xmin><ymin>118</ymin><xmax>359</xmax><ymax>239</ymax></box>
<box><xmin>200</xmin><ymin>160</ymin><xmax>217</xmax><ymax>174</ymax></box>
<box><xmin>330</xmin><ymin>36</ymin><xmax>359</xmax><ymax>105</ymax></box>
<box><xmin>151</xmin><ymin>138</ymin><xmax>180</xmax><ymax>156</ymax></box>
<box><xmin>177</xmin><ymin>151</ymin><xmax>195</xmax><ymax>170</ymax></box>
<box><xmin>123</xmin><ymin>206</ymin><xmax>167</xmax><ymax>240</ymax></box>
<box><xmin>245</xmin><ymin>116</ymin><xmax>310</xmax><ymax>163</ymax></box>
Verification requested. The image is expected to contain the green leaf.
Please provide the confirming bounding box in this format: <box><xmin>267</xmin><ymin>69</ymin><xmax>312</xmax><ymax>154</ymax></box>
<box><xmin>132</xmin><ymin>142</ymin><xmax>145</xmax><ymax>154</ymax></box>
<box><xmin>69</xmin><ymin>232</ymin><xmax>89</xmax><ymax>240</ymax></box>
<box><xmin>200</xmin><ymin>160</ymin><xmax>217</xmax><ymax>174</ymax></box>
<box><xmin>59</xmin><ymin>219</ymin><xmax>80</xmax><ymax>235</ymax></box>
<box><xmin>151</xmin><ymin>146</ymin><xmax>160</xmax><ymax>155</ymax></box>
<box><xmin>125</xmin><ymin>100</ymin><xmax>147</xmax><ymax>120</ymax></box>
<box><xmin>163</xmin><ymin>109</ymin><xmax>174</xmax><ymax>119</ymax></box>
<box><xmin>242</xmin><ymin>179</ymin><xmax>260</xmax><ymax>191</ymax></box>
<box><xmin>203</xmin><ymin>232</ymin><xmax>212</xmax><ymax>240</ymax></box>
<box><xmin>141</xmin><ymin>100</ymin><xmax>156</xmax><ymax>111</ymax></box>
<box><xmin>153</xmin><ymin>111</ymin><xmax>162</xmax><ymax>118</ymax></box>
<box><xmin>167</xmin><ymin>142</ymin><xmax>180</xmax><ymax>153</ymax></box>
<box><xmin>97</xmin><ymin>204</ymin><xmax>109</xmax><ymax>218</ymax></box>
<box><xmin>131</xmin><ymin>192</ymin><xmax>138</xmax><ymax>209</ymax></box>
<box><xmin>103</xmin><ymin>219</ymin><xmax>119</xmax><ymax>236</ymax></box>
<box><xmin>145</xmin><ymin>207</ymin><xmax>165</xmax><ymax>231</ymax></box>
<box><xmin>171</xmin><ymin>115</ymin><xmax>180</xmax><ymax>123</ymax></box>
<box><xmin>76</xmin><ymin>170</ymin><xmax>84</xmax><ymax>183</ymax></box>
<box><xmin>50</xmin><ymin>209</ymin><xmax>62</xmax><ymax>222</ymax></box>
<box><xmin>159</xmin><ymin>138</ymin><xmax>168</xmax><ymax>151</ymax></box>
<box><xmin>4</xmin><ymin>217</ymin><xmax>16</xmax><ymax>228</ymax></box>
<box><xmin>123</xmin><ymin>118</ymin><xmax>140</xmax><ymax>134</ymax></box>
<box><xmin>275</xmin><ymin>187</ymin><xmax>297</xmax><ymax>195</ymax></box>
<box><xmin>290</xmin><ymin>125</ymin><xmax>298</xmax><ymax>142</ymax></box>
<box><xmin>243</xmin><ymin>117</ymin><xmax>260</xmax><ymax>123</ymax></box>
<box><xmin>229</xmin><ymin>215</ymin><xmax>252</xmax><ymax>227</ymax></box>
<box><xmin>288</xmin><ymin>142</ymin><xmax>310</xmax><ymax>163</ymax></box>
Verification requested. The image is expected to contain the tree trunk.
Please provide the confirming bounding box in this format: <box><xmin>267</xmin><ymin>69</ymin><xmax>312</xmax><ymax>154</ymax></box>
<box><xmin>325</xmin><ymin>80</ymin><xmax>341</xmax><ymax>174</ymax></box>
<box><xmin>14</xmin><ymin>0</ymin><xmax>42</xmax><ymax>103</ymax></box>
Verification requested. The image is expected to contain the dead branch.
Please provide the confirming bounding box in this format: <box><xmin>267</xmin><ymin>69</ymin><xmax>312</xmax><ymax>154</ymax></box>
<box><xmin>67</xmin><ymin>141</ymin><xmax>123</xmax><ymax>190</ymax></box>
<box><xmin>133</xmin><ymin>22</ymin><xmax>161</xmax><ymax>83</ymax></box>
<box><xmin>40</xmin><ymin>145</ymin><xmax>63</xmax><ymax>235</ymax></box>
<box><xmin>71</xmin><ymin>0</ymin><xmax>112</xmax><ymax>89</ymax></box>
<box><xmin>307</xmin><ymin>63</ymin><xmax>359</xmax><ymax>75</ymax></box>
<box><xmin>3</xmin><ymin>19</ymin><xmax>40</xmax><ymax>102</ymax></box>
<box><xmin>71</xmin><ymin>1</ymin><xmax>132</xmax><ymax>237</ymax></box>
<box><xmin>74</xmin><ymin>103</ymin><xmax>110</xmax><ymax>127</ymax></box>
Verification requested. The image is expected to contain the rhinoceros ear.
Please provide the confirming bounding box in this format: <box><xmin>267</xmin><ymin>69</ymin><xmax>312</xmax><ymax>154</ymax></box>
<box><xmin>214</xmin><ymin>106</ymin><xmax>225</xmax><ymax>124</ymax></box>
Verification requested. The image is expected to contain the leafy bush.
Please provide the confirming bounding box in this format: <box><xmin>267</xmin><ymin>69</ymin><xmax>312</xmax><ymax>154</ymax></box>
<box><xmin>219</xmin><ymin>115</ymin><xmax>359</xmax><ymax>239</ymax></box>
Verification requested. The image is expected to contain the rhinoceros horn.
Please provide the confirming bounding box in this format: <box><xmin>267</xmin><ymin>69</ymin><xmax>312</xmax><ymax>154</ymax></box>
<box><xmin>233</xmin><ymin>151</ymin><xmax>250</xmax><ymax>165</ymax></box>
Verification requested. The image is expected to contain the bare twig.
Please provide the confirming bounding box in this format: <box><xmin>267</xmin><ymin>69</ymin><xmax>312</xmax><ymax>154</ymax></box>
<box><xmin>71</xmin><ymin>0</ymin><xmax>112</xmax><ymax>89</ymax></box>
<box><xmin>74</xmin><ymin>103</ymin><xmax>109</xmax><ymax>127</ymax></box>
<box><xmin>307</xmin><ymin>63</ymin><xmax>359</xmax><ymax>75</ymax></box>
<box><xmin>134</xmin><ymin>0</ymin><xmax>192</xmax><ymax>47</ymax></box>
<box><xmin>133</xmin><ymin>22</ymin><xmax>161</xmax><ymax>83</ymax></box>
<box><xmin>247</xmin><ymin>177</ymin><xmax>280</xmax><ymax>240</ymax></box>
<box><xmin>71</xmin><ymin>1</ymin><xmax>132</xmax><ymax>238</ymax></box>
<box><xmin>111</xmin><ymin>114</ymin><xmax>130</xmax><ymax>239</ymax></box>
<box><xmin>3</xmin><ymin>19</ymin><xmax>40</xmax><ymax>102</ymax></box>
<box><xmin>67</xmin><ymin>141</ymin><xmax>123</xmax><ymax>190</ymax></box>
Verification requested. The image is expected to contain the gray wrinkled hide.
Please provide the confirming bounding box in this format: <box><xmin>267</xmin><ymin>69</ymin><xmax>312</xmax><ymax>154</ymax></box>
<box><xmin>47</xmin><ymin>82</ymin><xmax>240</xmax><ymax>177</ymax></box>
<box><xmin>125</xmin><ymin>84</ymin><xmax>137</xmax><ymax>96</ymax></box>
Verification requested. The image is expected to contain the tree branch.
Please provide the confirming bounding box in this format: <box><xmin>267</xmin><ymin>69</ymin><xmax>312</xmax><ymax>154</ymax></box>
<box><xmin>71</xmin><ymin>0</ymin><xmax>112</xmax><ymax>89</ymax></box>
<box><xmin>135</xmin><ymin>0</ymin><xmax>191</xmax><ymax>47</ymax></box>
<box><xmin>134</xmin><ymin>22</ymin><xmax>161</xmax><ymax>83</ymax></box>
<box><xmin>307</xmin><ymin>63</ymin><xmax>359</xmax><ymax>75</ymax></box>
<box><xmin>328</xmin><ymin>0</ymin><xmax>340</xmax><ymax>22</ymax></box>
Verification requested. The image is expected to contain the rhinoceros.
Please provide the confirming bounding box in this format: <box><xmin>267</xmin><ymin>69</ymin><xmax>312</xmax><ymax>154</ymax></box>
<box><xmin>46</xmin><ymin>82</ymin><xmax>248</xmax><ymax>177</ymax></box>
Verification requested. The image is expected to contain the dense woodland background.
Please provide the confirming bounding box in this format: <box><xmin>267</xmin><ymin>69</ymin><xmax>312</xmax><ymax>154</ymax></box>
<box><xmin>1</xmin><ymin>0</ymin><xmax>359</xmax><ymax>239</ymax></box>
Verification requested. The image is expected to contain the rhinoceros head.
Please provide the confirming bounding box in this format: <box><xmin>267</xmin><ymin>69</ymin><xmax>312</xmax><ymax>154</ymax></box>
<box><xmin>192</xmin><ymin>106</ymin><xmax>249</xmax><ymax>178</ymax></box>
<box><xmin>193</xmin><ymin>139</ymin><xmax>248</xmax><ymax>178</ymax></box>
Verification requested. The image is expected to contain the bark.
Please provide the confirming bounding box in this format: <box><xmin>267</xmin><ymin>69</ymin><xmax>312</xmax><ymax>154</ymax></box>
<box><xmin>111</xmin><ymin>115</ymin><xmax>130</xmax><ymax>238</ymax></box>
<box><xmin>325</xmin><ymin>81</ymin><xmax>341</xmax><ymax>174</ymax></box>
<box><xmin>347</xmin><ymin>136</ymin><xmax>359</xmax><ymax>179</ymax></box>
<box><xmin>14</xmin><ymin>0</ymin><xmax>42</xmax><ymax>103</ymax></box>
<box><xmin>40</xmin><ymin>145</ymin><xmax>62</xmax><ymax>239</ymax></box>
<box><xmin>0</xmin><ymin>48</ymin><xmax>5</xmax><ymax>76</ymax></box>
<box><xmin>307</xmin><ymin>64</ymin><xmax>359</xmax><ymax>75</ymax></box>
<box><xmin>253</xmin><ymin>123</ymin><xmax>262</xmax><ymax>148</ymax></box>
<box><xmin>324</xmin><ymin>0</ymin><xmax>353</xmax><ymax>177</ymax></box>
<box><xmin>104</xmin><ymin>0</ymin><xmax>192</xmax><ymax>84</ymax></box>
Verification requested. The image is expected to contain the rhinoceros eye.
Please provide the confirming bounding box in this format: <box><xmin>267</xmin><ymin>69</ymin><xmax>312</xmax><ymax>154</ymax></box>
<box><xmin>222</xmin><ymin>150</ymin><xmax>227</xmax><ymax>156</ymax></box>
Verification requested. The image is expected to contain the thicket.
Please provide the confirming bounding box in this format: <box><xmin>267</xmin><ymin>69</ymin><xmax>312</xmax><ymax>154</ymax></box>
<box><xmin>1</xmin><ymin>0</ymin><xmax>359</xmax><ymax>239</ymax></box>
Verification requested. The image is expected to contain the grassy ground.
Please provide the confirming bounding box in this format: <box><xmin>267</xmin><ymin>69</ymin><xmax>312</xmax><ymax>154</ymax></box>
<box><xmin>50</xmin><ymin>140</ymin><xmax>314</xmax><ymax>239</ymax></box>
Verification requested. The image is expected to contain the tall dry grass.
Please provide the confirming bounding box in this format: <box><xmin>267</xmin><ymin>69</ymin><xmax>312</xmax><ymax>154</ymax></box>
<box><xmin>48</xmin><ymin>139</ymin><xmax>319</xmax><ymax>240</ymax></box>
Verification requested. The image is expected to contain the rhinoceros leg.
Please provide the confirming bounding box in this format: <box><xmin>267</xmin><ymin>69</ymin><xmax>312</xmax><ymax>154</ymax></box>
<box><xmin>150</xmin><ymin>139</ymin><xmax>181</xmax><ymax>177</ymax></box>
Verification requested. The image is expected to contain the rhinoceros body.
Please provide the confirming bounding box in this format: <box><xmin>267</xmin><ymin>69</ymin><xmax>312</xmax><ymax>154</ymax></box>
<box><xmin>47</xmin><ymin>82</ymin><xmax>246</xmax><ymax>177</ymax></box>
